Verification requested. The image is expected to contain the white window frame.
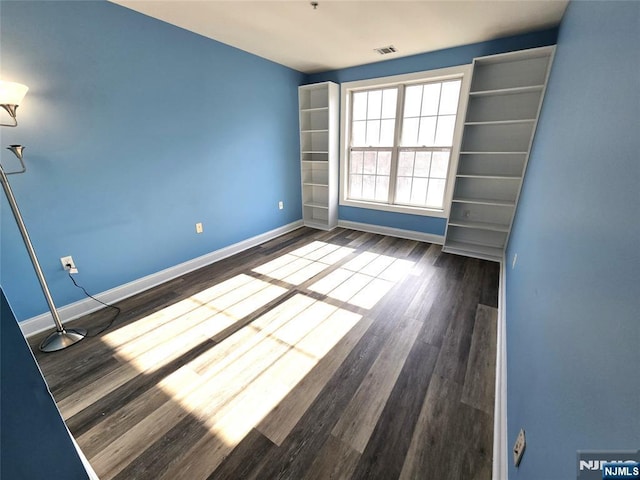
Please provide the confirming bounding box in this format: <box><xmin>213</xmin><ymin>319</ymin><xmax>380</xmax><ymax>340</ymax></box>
<box><xmin>340</xmin><ymin>65</ymin><xmax>472</xmax><ymax>218</ymax></box>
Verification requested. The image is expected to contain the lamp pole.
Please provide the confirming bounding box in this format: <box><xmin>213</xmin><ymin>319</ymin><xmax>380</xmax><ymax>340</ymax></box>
<box><xmin>0</xmin><ymin>149</ymin><xmax>85</xmax><ymax>352</ymax></box>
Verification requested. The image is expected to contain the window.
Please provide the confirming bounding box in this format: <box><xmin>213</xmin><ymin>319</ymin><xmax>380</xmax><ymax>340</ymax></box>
<box><xmin>340</xmin><ymin>66</ymin><xmax>471</xmax><ymax>217</ymax></box>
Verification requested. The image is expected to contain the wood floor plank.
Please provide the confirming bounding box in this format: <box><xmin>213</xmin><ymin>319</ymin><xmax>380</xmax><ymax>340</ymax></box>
<box><xmin>303</xmin><ymin>434</ymin><xmax>361</xmax><ymax>480</ymax></box>
<box><xmin>76</xmin><ymin>370</ymin><xmax>181</xmax><ymax>459</ymax></box>
<box><xmin>65</xmin><ymin>338</ymin><xmax>215</xmax><ymax>436</ymax></box>
<box><xmin>256</xmin><ymin>309</ymin><xmax>375</xmax><ymax>445</ymax></box>
<box><xmin>433</xmin><ymin>258</ymin><xmax>484</xmax><ymax>384</ymax></box>
<box><xmin>207</xmin><ymin>428</ymin><xmax>277</xmax><ymax>480</ymax></box>
<box><xmin>86</xmin><ymin>368</ymin><xmax>203</xmax><ymax>479</ymax></box>
<box><xmin>112</xmin><ymin>414</ymin><xmax>215</xmax><ymax>480</ymax></box>
<box><xmin>331</xmin><ymin>318</ymin><xmax>422</xmax><ymax>453</ymax></box>
<box><xmin>461</xmin><ymin>304</ymin><xmax>498</xmax><ymax>416</ymax></box>
<box><xmin>399</xmin><ymin>374</ymin><xmax>463</xmax><ymax>480</ymax></box>
<box><xmin>350</xmin><ymin>340</ymin><xmax>440</xmax><ymax>480</ymax></box>
<box><xmin>238</xmin><ymin>318</ymin><xmax>395</xmax><ymax>480</ymax></box>
<box><xmin>28</xmin><ymin>227</ymin><xmax>499</xmax><ymax>480</ymax></box>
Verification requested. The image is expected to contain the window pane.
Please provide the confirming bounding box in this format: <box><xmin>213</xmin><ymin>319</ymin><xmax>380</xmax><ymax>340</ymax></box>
<box><xmin>379</xmin><ymin>119</ymin><xmax>395</xmax><ymax>146</ymax></box>
<box><xmin>401</xmin><ymin>118</ymin><xmax>419</xmax><ymax>145</ymax></box>
<box><xmin>367</xmin><ymin>90</ymin><xmax>382</xmax><ymax>120</ymax></box>
<box><xmin>439</xmin><ymin>80</ymin><xmax>461</xmax><ymax>115</ymax></box>
<box><xmin>421</xmin><ymin>83</ymin><xmax>441</xmax><ymax>116</ymax></box>
<box><xmin>377</xmin><ymin>151</ymin><xmax>392</xmax><ymax>174</ymax></box>
<box><xmin>398</xmin><ymin>151</ymin><xmax>415</xmax><ymax>176</ymax></box>
<box><xmin>414</xmin><ymin>151</ymin><xmax>432</xmax><ymax>177</ymax></box>
<box><xmin>426</xmin><ymin>179</ymin><xmax>446</xmax><ymax>208</ymax></box>
<box><xmin>411</xmin><ymin>178</ymin><xmax>428</xmax><ymax>204</ymax></box>
<box><xmin>430</xmin><ymin>151</ymin><xmax>450</xmax><ymax>178</ymax></box>
<box><xmin>435</xmin><ymin>115</ymin><xmax>456</xmax><ymax>146</ymax></box>
<box><xmin>352</xmin><ymin>92</ymin><xmax>368</xmax><ymax>120</ymax></box>
<box><xmin>366</xmin><ymin>120</ymin><xmax>381</xmax><ymax>146</ymax></box>
<box><xmin>350</xmin><ymin>151</ymin><xmax>364</xmax><ymax>173</ymax></box>
<box><xmin>352</xmin><ymin>121</ymin><xmax>366</xmax><ymax>146</ymax></box>
<box><xmin>404</xmin><ymin>85</ymin><xmax>422</xmax><ymax>118</ymax></box>
<box><xmin>381</xmin><ymin>89</ymin><xmax>398</xmax><ymax>119</ymax></box>
<box><xmin>418</xmin><ymin>117</ymin><xmax>437</xmax><ymax>146</ymax></box>
<box><xmin>395</xmin><ymin>177</ymin><xmax>412</xmax><ymax>203</ymax></box>
<box><xmin>363</xmin><ymin>151</ymin><xmax>377</xmax><ymax>174</ymax></box>
<box><xmin>375</xmin><ymin>176</ymin><xmax>389</xmax><ymax>202</ymax></box>
<box><xmin>362</xmin><ymin>175</ymin><xmax>376</xmax><ymax>199</ymax></box>
<box><xmin>350</xmin><ymin>174</ymin><xmax>363</xmax><ymax>198</ymax></box>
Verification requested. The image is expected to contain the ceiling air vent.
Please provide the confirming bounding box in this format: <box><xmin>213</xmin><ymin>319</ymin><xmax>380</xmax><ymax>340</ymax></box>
<box><xmin>374</xmin><ymin>45</ymin><xmax>397</xmax><ymax>55</ymax></box>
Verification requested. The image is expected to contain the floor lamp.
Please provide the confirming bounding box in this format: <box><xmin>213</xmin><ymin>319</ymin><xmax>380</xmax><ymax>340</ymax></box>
<box><xmin>0</xmin><ymin>80</ymin><xmax>86</xmax><ymax>352</ymax></box>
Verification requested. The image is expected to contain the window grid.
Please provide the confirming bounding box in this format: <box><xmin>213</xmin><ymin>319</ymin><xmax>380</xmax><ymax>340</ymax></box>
<box><xmin>348</xmin><ymin>79</ymin><xmax>461</xmax><ymax>211</ymax></box>
<box><xmin>348</xmin><ymin>149</ymin><xmax>392</xmax><ymax>203</ymax></box>
<box><xmin>351</xmin><ymin>89</ymin><xmax>398</xmax><ymax>148</ymax></box>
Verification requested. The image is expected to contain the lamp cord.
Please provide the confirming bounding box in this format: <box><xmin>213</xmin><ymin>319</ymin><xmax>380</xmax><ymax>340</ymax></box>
<box><xmin>67</xmin><ymin>273</ymin><xmax>121</xmax><ymax>337</ymax></box>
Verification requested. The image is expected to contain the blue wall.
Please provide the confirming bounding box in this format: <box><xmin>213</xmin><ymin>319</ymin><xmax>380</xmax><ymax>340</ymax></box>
<box><xmin>0</xmin><ymin>1</ymin><xmax>304</xmax><ymax>321</ymax></box>
<box><xmin>505</xmin><ymin>2</ymin><xmax>640</xmax><ymax>478</ymax></box>
<box><xmin>307</xmin><ymin>29</ymin><xmax>558</xmax><ymax>236</ymax></box>
<box><xmin>1</xmin><ymin>288</ymin><xmax>89</xmax><ymax>479</ymax></box>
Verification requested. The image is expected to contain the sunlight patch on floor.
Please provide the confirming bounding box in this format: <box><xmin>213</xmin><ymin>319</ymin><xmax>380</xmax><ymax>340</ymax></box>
<box><xmin>252</xmin><ymin>241</ymin><xmax>355</xmax><ymax>285</ymax></box>
<box><xmin>309</xmin><ymin>252</ymin><xmax>415</xmax><ymax>309</ymax></box>
<box><xmin>91</xmin><ymin>240</ymin><xmax>412</xmax><ymax>459</ymax></box>
<box><xmin>154</xmin><ymin>293</ymin><xmax>361</xmax><ymax>445</ymax></box>
<box><xmin>103</xmin><ymin>274</ymin><xmax>286</xmax><ymax>372</ymax></box>
<box><xmin>102</xmin><ymin>274</ymin><xmax>254</xmax><ymax>348</ymax></box>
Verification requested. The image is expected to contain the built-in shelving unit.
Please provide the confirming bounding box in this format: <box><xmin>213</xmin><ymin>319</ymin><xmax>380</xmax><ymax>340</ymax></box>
<box><xmin>299</xmin><ymin>82</ymin><xmax>339</xmax><ymax>230</ymax></box>
<box><xmin>443</xmin><ymin>46</ymin><xmax>555</xmax><ymax>262</ymax></box>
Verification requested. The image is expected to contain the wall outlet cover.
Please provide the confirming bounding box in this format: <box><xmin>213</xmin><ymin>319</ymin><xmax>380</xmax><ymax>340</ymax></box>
<box><xmin>60</xmin><ymin>256</ymin><xmax>76</xmax><ymax>270</ymax></box>
<box><xmin>513</xmin><ymin>428</ymin><xmax>526</xmax><ymax>467</ymax></box>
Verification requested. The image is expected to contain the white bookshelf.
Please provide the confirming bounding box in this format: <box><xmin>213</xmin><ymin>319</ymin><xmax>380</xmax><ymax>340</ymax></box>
<box><xmin>299</xmin><ymin>82</ymin><xmax>339</xmax><ymax>230</ymax></box>
<box><xmin>444</xmin><ymin>46</ymin><xmax>555</xmax><ymax>262</ymax></box>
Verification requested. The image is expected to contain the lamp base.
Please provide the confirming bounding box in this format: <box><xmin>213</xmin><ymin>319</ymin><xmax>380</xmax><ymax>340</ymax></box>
<box><xmin>39</xmin><ymin>328</ymin><xmax>87</xmax><ymax>353</ymax></box>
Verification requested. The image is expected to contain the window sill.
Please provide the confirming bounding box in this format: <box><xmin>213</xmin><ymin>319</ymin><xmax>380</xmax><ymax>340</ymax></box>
<box><xmin>340</xmin><ymin>198</ymin><xmax>448</xmax><ymax>218</ymax></box>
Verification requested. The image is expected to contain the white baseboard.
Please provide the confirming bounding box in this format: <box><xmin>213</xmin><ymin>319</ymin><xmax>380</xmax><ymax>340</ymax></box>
<box><xmin>493</xmin><ymin>255</ymin><xmax>508</xmax><ymax>480</ymax></box>
<box><xmin>337</xmin><ymin>220</ymin><xmax>444</xmax><ymax>245</ymax></box>
<box><xmin>20</xmin><ymin>220</ymin><xmax>304</xmax><ymax>338</ymax></box>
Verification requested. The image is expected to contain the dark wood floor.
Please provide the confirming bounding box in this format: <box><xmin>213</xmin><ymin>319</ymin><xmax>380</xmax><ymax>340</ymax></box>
<box><xmin>30</xmin><ymin>227</ymin><xmax>499</xmax><ymax>480</ymax></box>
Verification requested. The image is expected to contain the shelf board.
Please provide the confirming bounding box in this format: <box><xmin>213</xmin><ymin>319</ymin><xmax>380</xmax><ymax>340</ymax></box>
<box><xmin>303</xmin><ymin>219</ymin><xmax>332</xmax><ymax>231</ymax></box>
<box><xmin>464</xmin><ymin>119</ymin><xmax>536</xmax><ymax>126</ymax></box>
<box><xmin>447</xmin><ymin>219</ymin><xmax>510</xmax><ymax>232</ymax></box>
<box><xmin>301</xmin><ymin>160</ymin><xmax>328</xmax><ymax>164</ymax></box>
<box><xmin>460</xmin><ymin>151</ymin><xmax>528</xmax><ymax>155</ymax></box>
<box><xmin>442</xmin><ymin>240</ymin><xmax>503</xmax><ymax>262</ymax></box>
<box><xmin>300</xmin><ymin>106</ymin><xmax>329</xmax><ymax>112</ymax></box>
<box><xmin>301</xmin><ymin>129</ymin><xmax>329</xmax><ymax>133</ymax></box>
<box><xmin>303</xmin><ymin>182</ymin><xmax>329</xmax><ymax>187</ymax></box>
<box><xmin>303</xmin><ymin>202</ymin><xmax>329</xmax><ymax>209</ymax></box>
<box><xmin>456</xmin><ymin>174</ymin><xmax>521</xmax><ymax>180</ymax></box>
<box><xmin>452</xmin><ymin>197</ymin><xmax>516</xmax><ymax>207</ymax></box>
<box><xmin>302</xmin><ymin>150</ymin><xmax>329</xmax><ymax>154</ymax></box>
<box><xmin>469</xmin><ymin>85</ymin><xmax>544</xmax><ymax>97</ymax></box>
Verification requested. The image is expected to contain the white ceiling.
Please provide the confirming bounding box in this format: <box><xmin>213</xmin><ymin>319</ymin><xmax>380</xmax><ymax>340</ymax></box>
<box><xmin>110</xmin><ymin>0</ymin><xmax>568</xmax><ymax>73</ymax></box>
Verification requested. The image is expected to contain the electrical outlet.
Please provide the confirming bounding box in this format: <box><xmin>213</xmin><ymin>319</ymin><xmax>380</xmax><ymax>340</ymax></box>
<box><xmin>278</xmin><ymin>201</ymin><xmax>284</xmax><ymax>210</ymax></box>
<box><xmin>60</xmin><ymin>256</ymin><xmax>78</xmax><ymax>274</ymax></box>
<box><xmin>60</xmin><ymin>256</ymin><xmax>75</xmax><ymax>270</ymax></box>
<box><xmin>195</xmin><ymin>222</ymin><xmax>203</xmax><ymax>234</ymax></box>
<box><xmin>513</xmin><ymin>428</ymin><xmax>526</xmax><ymax>467</ymax></box>
<box><xmin>512</xmin><ymin>253</ymin><xmax>518</xmax><ymax>269</ymax></box>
